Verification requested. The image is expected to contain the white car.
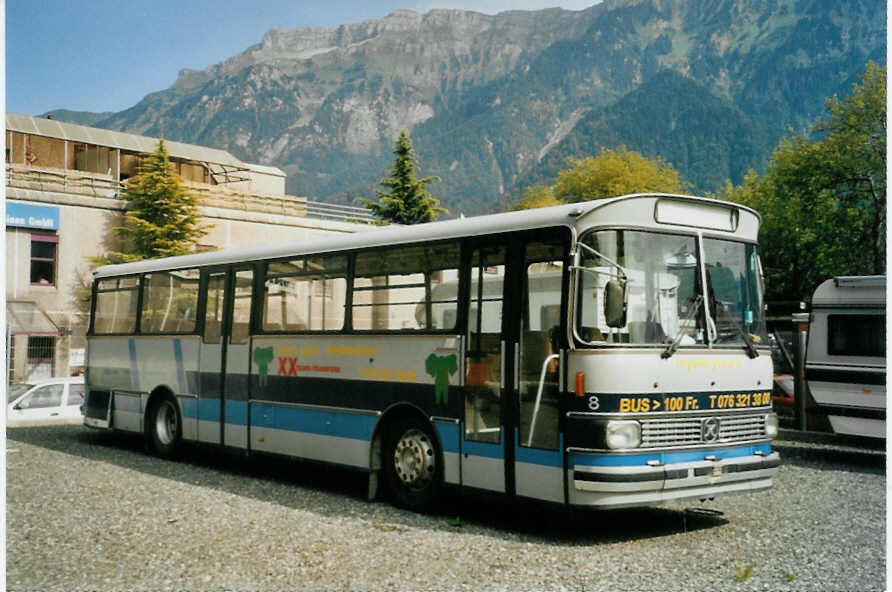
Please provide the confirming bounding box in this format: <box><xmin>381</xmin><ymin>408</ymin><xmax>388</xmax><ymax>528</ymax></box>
<box><xmin>6</xmin><ymin>376</ymin><xmax>85</xmax><ymax>427</ymax></box>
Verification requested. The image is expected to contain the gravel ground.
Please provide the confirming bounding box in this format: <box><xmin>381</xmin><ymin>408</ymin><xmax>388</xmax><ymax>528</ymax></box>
<box><xmin>6</xmin><ymin>425</ymin><xmax>886</xmax><ymax>591</ymax></box>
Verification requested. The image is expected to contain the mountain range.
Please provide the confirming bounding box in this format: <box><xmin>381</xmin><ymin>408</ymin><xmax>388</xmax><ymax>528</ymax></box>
<box><xmin>45</xmin><ymin>0</ymin><xmax>886</xmax><ymax>215</ymax></box>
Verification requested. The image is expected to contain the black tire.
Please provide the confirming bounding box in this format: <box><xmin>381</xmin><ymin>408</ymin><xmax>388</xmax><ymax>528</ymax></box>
<box><xmin>146</xmin><ymin>394</ymin><xmax>182</xmax><ymax>458</ymax></box>
<box><xmin>383</xmin><ymin>416</ymin><xmax>443</xmax><ymax>511</ymax></box>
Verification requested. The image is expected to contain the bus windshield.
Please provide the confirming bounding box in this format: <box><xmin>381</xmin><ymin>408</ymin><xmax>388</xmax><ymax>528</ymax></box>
<box><xmin>576</xmin><ymin>230</ymin><xmax>767</xmax><ymax>348</ymax></box>
<box><xmin>702</xmin><ymin>237</ymin><xmax>768</xmax><ymax>347</ymax></box>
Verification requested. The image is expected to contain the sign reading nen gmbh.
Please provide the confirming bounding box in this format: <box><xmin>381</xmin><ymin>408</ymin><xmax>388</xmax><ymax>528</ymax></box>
<box><xmin>6</xmin><ymin>202</ymin><xmax>59</xmax><ymax>231</ymax></box>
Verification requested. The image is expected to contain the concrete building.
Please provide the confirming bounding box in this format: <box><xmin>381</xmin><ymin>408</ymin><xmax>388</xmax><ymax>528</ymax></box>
<box><xmin>5</xmin><ymin>113</ymin><xmax>373</xmax><ymax>382</ymax></box>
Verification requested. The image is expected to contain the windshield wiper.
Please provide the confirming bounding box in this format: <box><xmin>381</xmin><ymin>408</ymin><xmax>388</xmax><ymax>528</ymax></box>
<box><xmin>661</xmin><ymin>295</ymin><xmax>702</xmax><ymax>359</ymax></box>
<box><xmin>714</xmin><ymin>304</ymin><xmax>760</xmax><ymax>359</ymax></box>
<box><xmin>739</xmin><ymin>328</ymin><xmax>760</xmax><ymax>358</ymax></box>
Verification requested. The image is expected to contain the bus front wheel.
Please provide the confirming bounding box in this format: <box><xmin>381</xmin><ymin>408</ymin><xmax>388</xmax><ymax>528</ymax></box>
<box><xmin>384</xmin><ymin>417</ymin><xmax>442</xmax><ymax>511</ymax></box>
<box><xmin>147</xmin><ymin>394</ymin><xmax>181</xmax><ymax>458</ymax></box>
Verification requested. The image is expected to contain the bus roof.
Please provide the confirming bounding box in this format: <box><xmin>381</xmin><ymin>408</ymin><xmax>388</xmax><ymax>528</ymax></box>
<box><xmin>92</xmin><ymin>193</ymin><xmax>758</xmax><ymax>279</ymax></box>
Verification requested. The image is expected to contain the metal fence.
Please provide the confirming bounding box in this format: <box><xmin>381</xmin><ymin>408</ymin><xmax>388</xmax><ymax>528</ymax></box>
<box><xmin>305</xmin><ymin>200</ymin><xmax>377</xmax><ymax>223</ymax></box>
<box><xmin>6</xmin><ymin>165</ymin><xmax>376</xmax><ymax>224</ymax></box>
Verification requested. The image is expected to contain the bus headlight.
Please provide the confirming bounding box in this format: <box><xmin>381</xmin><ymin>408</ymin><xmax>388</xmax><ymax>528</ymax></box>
<box><xmin>606</xmin><ymin>420</ymin><xmax>641</xmax><ymax>449</ymax></box>
<box><xmin>764</xmin><ymin>413</ymin><xmax>779</xmax><ymax>439</ymax></box>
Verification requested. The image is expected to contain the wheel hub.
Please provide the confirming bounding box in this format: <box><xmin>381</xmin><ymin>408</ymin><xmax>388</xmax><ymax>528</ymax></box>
<box><xmin>393</xmin><ymin>428</ymin><xmax>435</xmax><ymax>490</ymax></box>
<box><xmin>155</xmin><ymin>400</ymin><xmax>178</xmax><ymax>446</ymax></box>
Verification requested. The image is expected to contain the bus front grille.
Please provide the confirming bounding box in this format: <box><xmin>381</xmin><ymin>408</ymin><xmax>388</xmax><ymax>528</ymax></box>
<box><xmin>640</xmin><ymin>414</ymin><xmax>768</xmax><ymax>448</ymax></box>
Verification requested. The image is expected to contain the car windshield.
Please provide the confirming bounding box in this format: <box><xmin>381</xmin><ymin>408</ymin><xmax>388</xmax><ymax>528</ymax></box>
<box><xmin>577</xmin><ymin>230</ymin><xmax>703</xmax><ymax>345</ymax></box>
<box><xmin>576</xmin><ymin>230</ymin><xmax>768</xmax><ymax>349</ymax></box>
<box><xmin>7</xmin><ymin>383</ymin><xmax>33</xmax><ymax>403</ymax></box>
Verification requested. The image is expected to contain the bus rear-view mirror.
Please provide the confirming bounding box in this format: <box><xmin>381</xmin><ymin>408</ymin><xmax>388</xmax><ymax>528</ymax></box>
<box><xmin>604</xmin><ymin>278</ymin><xmax>627</xmax><ymax>328</ymax></box>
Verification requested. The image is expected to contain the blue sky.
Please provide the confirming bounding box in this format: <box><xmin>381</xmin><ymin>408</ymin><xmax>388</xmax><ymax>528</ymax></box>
<box><xmin>7</xmin><ymin>1</ymin><xmax>598</xmax><ymax>117</ymax></box>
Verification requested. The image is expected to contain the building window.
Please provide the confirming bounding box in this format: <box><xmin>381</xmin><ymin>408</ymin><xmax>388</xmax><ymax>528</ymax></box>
<box><xmin>30</xmin><ymin>234</ymin><xmax>58</xmax><ymax>286</ymax></box>
<box><xmin>26</xmin><ymin>336</ymin><xmax>55</xmax><ymax>381</ymax></box>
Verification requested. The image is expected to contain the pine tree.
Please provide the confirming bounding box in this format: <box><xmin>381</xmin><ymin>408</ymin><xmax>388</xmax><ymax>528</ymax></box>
<box><xmin>103</xmin><ymin>139</ymin><xmax>207</xmax><ymax>263</ymax></box>
<box><xmin>363</xmin><ymin>129</ymin><xmax>446</xmax><ymax>224</ymax></box>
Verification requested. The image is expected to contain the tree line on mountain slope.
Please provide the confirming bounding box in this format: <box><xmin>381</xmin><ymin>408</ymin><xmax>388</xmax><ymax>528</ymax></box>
<box><xmin>719</xmin><ymin>61</ymin><xmax>885</xmax><ymax>302</ymax></box>
<box><xmin>507</xmin><ymin>62</ymin><xmax>885</xmax><ymax>303</ymax></box>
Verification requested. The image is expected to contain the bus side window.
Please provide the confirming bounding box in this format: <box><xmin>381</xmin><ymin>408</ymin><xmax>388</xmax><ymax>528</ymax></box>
<box><xmin>203</xmin><ymin>273</ymin><xmax>226</xmax><ymax>344</ymax></box>
<box><xmin>140</xmin><ymin>269</ymin><xmax>200</xmax><ymax>334</ymax></box>
<box><xmin>230</xmin><ymin>270</ymin><xmax>254</xmax><ymax>345</ymax></box>
<box><xmin>93</xmin><ymin>277</ymin><xmax>139</xmax><ymax>335</ymax></box>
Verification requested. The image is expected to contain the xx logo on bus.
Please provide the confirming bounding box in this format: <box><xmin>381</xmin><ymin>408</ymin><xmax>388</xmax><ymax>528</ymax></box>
<box><xmin>701</xmin><ymin>417</ymin><xmax>721</xmax><ymax>443</ymax></box>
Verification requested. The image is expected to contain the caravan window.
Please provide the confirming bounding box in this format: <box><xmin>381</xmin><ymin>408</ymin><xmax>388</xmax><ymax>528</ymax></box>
<box><xmin>828</xmin><ymin>315</ymin><xmax>885</xmax><ymax>357</ymax></box>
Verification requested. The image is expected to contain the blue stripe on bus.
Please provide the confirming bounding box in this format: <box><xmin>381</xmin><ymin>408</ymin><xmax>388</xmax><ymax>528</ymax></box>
<box><xmin>193</xmin><ymin>398</ymin><xmax>220</xmax><ymax>421</ymax></box>
<box><xmin>461</xmin><ymin>429</ymin><xmax>505</xmax><ymax>459</ymax></box>
<box><xmin>249</xmin><ymin>404</ymin><xmax>377</xmax><ymax>441</ymax></box>
<box><xmin>128</xmin><ymin>338</ymin><xmax>139</xmax><ymax>389</ymax></box>
<box><xmin>225</xmin><ymin>400</ymin><xmax>249</xmax><ymax>426</ymax></box>
<box><xmin>569</xmin><ymin>443</ymin><xmax>773</xmax><ymax>467</ymax></box>
<box><xmin>514</xmin><ymin>430</ymin><xmax>564</xmax><ymax>467</ymax></box>
<box><xmin>184</xmin><ymin>400</ymin><xmax>464</xmax><ymax>451</ymax></box>
<box><xmin>434</xmin><ymin>422</ymin><xmax>460</xmax><ymax>454</ymax></box>
<box><xmin>184</xmin><ymin>400</ymin><xmax>377</xmax><ymax>442</ymax></box>
<box><xmin>179</xmin><ymin>397</ymin><xmax>198</xmax><ymax>420</ymax></box>
<box><xmin>173</xmin><ymin>339</ymin><xmax>187</xmax><ymax>394</ymax></box>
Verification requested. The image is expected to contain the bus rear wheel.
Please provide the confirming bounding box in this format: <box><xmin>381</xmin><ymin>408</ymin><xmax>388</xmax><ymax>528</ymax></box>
<box><xmin>384</xmin><ymin>417</ymin><xmax>442</xmax><ymax>511</ymax></box>
<box><xmin>147</xmin><ymin>394</ymin><xmax>181</xmax><ymax>458</ymax></box>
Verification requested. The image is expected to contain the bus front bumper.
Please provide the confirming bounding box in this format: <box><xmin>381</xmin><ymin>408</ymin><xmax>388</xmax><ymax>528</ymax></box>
<box><xmin>568</xmin><ymin>451</ymin><xmax>781</xmax><ymax>509</ymax></box>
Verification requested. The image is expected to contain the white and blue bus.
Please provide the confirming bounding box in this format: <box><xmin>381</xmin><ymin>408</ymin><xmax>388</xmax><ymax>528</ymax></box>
<box><xmin>84</xmin><ymin>193</ymin><xmax>780</xmax><ymax>510</ymax></box>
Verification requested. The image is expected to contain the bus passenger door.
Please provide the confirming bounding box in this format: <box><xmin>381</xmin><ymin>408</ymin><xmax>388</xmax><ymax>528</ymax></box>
<box><xmin>198</xmin><ymin>267</ymin><xmax>253</xmax><ymax>448</ymax></box>
<box><xmin>513</xmin><ymin>239</ymin><xmax>566</xmax><ymax>503</ymax></box>
<box><xmin>462</xmin><ymin>243</ymin><xmax>512</xmax><ymax>493</ymax></box>
<box><xmin>198</xmin><ymin>271</ymin><xmax>226</xmax><ymax>444</ymax></box>
<box><xmin>222</xmin><ymin>268</ymin><xmax>253</xmax><ymax>448</ymax></box>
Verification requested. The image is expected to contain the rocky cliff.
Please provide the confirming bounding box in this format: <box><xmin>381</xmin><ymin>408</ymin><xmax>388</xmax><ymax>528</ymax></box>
<box><xmin>55</xmin><ymin>0</ymin><xmax>885</xmax><ymax>215</ymax></box>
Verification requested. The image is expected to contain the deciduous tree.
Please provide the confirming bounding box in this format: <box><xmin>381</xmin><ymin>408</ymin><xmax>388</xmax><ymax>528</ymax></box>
<box><xmin>511</xmin><ymin>185</ymin><xmax>562</xmax><ymax>210</ymax></box>
<box><xmin>554</xmin><ymin>147</ymin><xmax>688</xmax><ymax>203</ymax></box>
<box><xmin>723</xmin><ymin>62</ymin><xmax>885</xmax><ymax>301</ymax></box>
